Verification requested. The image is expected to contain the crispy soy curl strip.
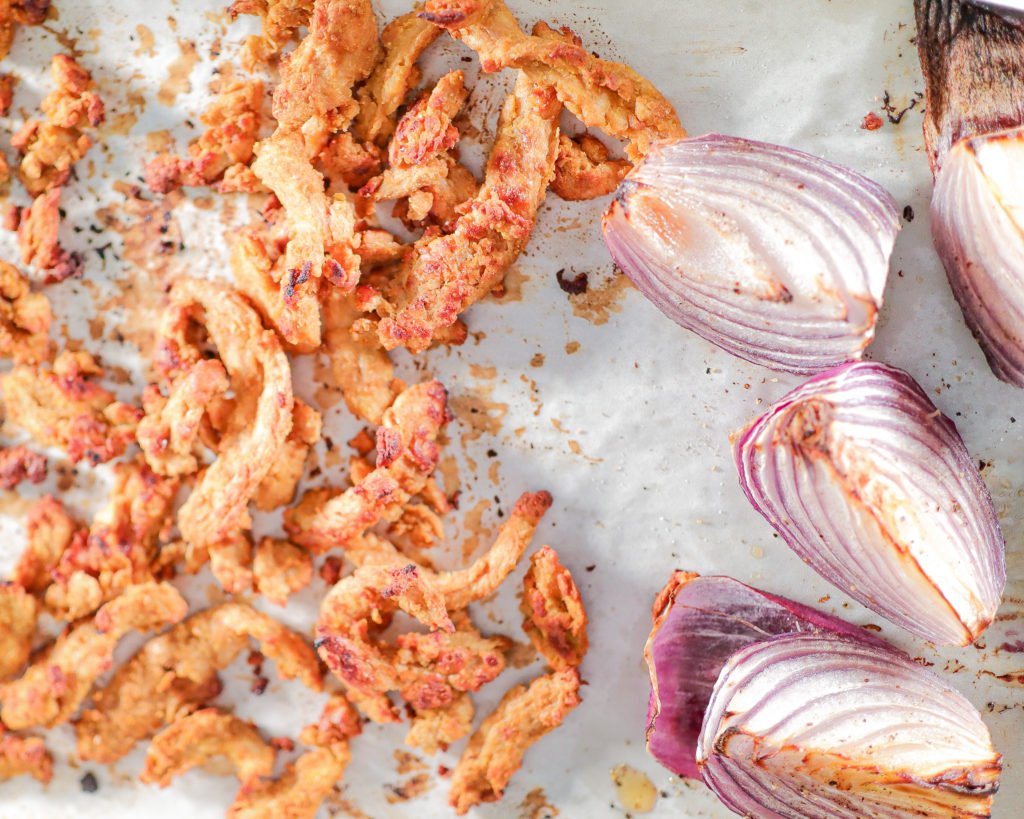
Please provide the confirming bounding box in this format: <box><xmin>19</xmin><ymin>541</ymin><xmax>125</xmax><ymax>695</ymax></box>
<box><xmin>0</xmin><ymin>446</ymin><xmax>46</xmax><ymax>491</ymax></box>
<box><xmin>10</xmin><ymin>495</ymin><xmax>82</xmax><ymax>595</ymax></box>
<box><xmin>12</xmin><ymin>53</ymin><xmax>104</xmax><ymax>196</ymax></box>
<box><xmin>227</xmin><ymin>0</ymin><xmax>314</xmax><ymax>67</ymax></box>
<box><xmin>250</xmin><ymin>0</ymin><xmax>380</xmax><ymax>347</ymax></box>
<box><xmin>346</xmin><ymin>490</ymin><xmax>553</xmax><ymax>610</ymax></box>
<box><xmin>420</xmin><ymin>0</ymin><xmax>683</xmax><ymax>160</ymax></box>
<box><xmin>75</xmin><ymin>602</ymin><xmax>323</xmax><ymax>763</ymax></box>
<box><xmin>145</xmin><ymin>78</ymin><xmax>265</xmax><ymax>195</ymax></box>
<box><xmin>157</xmin><ymin>278</ymin><xmax>293</xmax><ymax>550</ymax></box>
<box><xmin>0</xmin><ymin>583</ymin><xmax>37</xmax><ymax>681</ymax></box>
<box><xmin>0</xmin><ymin>350</ymin><xmax>142</xmax><ymax>465</ymax></box>
<box><xmin>360</xmin><ymin>70</ymin><xmax>468</xmax><ymax>217</ymax></box>
<box><xmin>354</xmin><ymin>10</ymin><xmax>442</xmax><ymax>146</ymax></box>
<box><xmin>0</xmin><ymin>1</ymin><xmax>49</xmax><ymax>62</ymax></box>
<box><xmin>406</xmin><ymin>689</ymin><xmax>474</xmax><ymax>755</ymax></box>
<box><xmin>289</xmin><ymin>380</ymin><xmax>448</xmax><ymax>552</ymax></box>
<box><xmin>322</xmin><ymin>288</ymin><xmax>400</xmax><ymax>425</ymax></box>
<box><xmin>44</xmin><ymin>458</ymin><xmax>179</xmax><ymax>621</ymax></box>
<box><xmin>520</xmin><ymin>545</ymin><xmax>588</xmax><ymax>670</ymax></box>
<box><xmin>448</xmin><ymin>668</ymin><xmax>582</xmax><ymax>815</ymax></box>
<box><xmin>368</xmin><ymin>73</ymin><xmax>560</xmax><ymax>352</ymax></box>
<box><xmin>138</xmin><ymin>358</ymin><xmax>230</xmax><ymax>478</ymax></box>
<box><xmin>227</xmin><ymin>745</ymin><xmax>351</xmax><ymax>819</ymax></box>
<box><xmin>0</xmin><ymin>727</ymin><xmax>52</xmax><ymax>784</ymax></box>
<box><xmin>0</xmin><ymin>582</ymin><xmax>187</xmax><ymax>731</ymax></box>
<box><xmin>317</xmin><ymin>566</ymin><xmax>510</xmax><ymax>722</ymax></box>
<box><xmin>253</xmin><ymin>398</ymin><xmax>321</xmax><ymax>512</ymax></box>
<box><xmin>551</xmin><ymin>133</ymin><xmax>631</xmax><ymax>201</ymax></box>
<box><xmin>140</xmin><ymin>708</ymin><xmax>275</xmax><ymax>788</ymax></box>
<box><xmin>0</xmin><ymin>260</ymin><xmax>51</xmax><ymax>364</ymax></box>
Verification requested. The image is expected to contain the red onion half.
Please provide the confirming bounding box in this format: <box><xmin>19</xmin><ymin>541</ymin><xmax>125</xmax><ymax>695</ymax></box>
<box><xmin>931</xmin><ymin>127</ymin><xmax>1024</xmax><ymax>386</ymax></box>
<box><xmin>601</xmin><ymin>134</ymin><xmax>899</xmax><ymax>374</ymax></box>
<box><xmin>697</xmin><ymin>633</ymin><xmax>1001</xmax><ymax>818</ymax></box>
<box><xmin>734</xmin><ymin>361</ymin><xmax>1005</xmax><ymax>645</ymax></box>
<box><xmin>643</xmin><ymin>572</ymin><xmax>889</xmax><ymax>780</ymax></box>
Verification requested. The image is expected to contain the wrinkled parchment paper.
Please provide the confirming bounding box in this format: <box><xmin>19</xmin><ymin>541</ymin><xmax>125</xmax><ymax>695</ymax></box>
<box><xmin>0</xmin><ymin>0</ymin><xmax>1022</xmax><ymax>816</ymax></box>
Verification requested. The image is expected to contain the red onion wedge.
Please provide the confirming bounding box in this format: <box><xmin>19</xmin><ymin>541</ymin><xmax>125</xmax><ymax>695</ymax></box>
<box><xmin>697</xmin><ymin>633</ymin><xmax>1001</xmax><ymax>818</ymax></box>
<box><xmin>601</xmin><ymin>134</ymin><xmax>899</xmax><ymax>374</ymax></box>
<box><xmin>643</xmin><ymin>572</ymin><xmax>889</xmax><ymax>781</ymax></box>
<box><xmin>931</xmin><ymin>127</ymin><xmax>1024</xmax><ymax>386</ymax></box>
<box><xmin>733</xmin><ymin>361</ymin><xmax>1005</xmax><ymax>645</ymax></box>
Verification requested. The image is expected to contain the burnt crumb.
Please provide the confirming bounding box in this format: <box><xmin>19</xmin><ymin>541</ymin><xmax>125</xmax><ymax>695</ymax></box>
<box><xmin>902</xmin><ymin>205</ymin><xmax>915</xmax><ymax>222</ymax></box>
<box><xmin>251</xmin><ymin>676</ymin><xmax>269</xmax><ymax>695</ymax></box>
<box><xmin>80</xmin><ymin>772</ymin><xmax>99</xmax><ymax>793</ymax></box>
<box><xmin>881</xmin><ymin>90</ymin><xmax>923</xmax><ymax>125</ymax></box>
<box><xmin>556</xmin><ymin>268</ymin><xmax>589</xmax><ymax>295</ymax></box>
<box><xmin>585</xmin><ymin>564</ymin><xmax>596</xmax><ymax>572</ymax></box>
<box><xmin>861</xmin><ymin>112</ymin><xmax>883</xmax><ymax>131</ymax></box>
<box><xmin>486</xmin><ymin>449</ymin><xmax>497</xmax><ymax>458</ymax></box>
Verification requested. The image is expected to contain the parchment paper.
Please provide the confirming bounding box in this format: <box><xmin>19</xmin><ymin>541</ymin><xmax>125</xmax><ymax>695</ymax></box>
<box><xmin>0</xmin><ymin>0</ymin><xmax>1021</xmax><ymax>817</ymax></box>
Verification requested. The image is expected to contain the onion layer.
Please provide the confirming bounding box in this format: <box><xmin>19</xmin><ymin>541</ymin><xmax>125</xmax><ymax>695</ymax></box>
<box><xmin>697</xmin><ymin>633</ymin><xmax>1001</xmax><ymax>819</ymax></box>
<box><xmin>644</xmin><ymin>572</ymin><xmax>889</xmax><ymax>780</ymax></box>
<box><xmin>932</xmin><ymin>127</ymin><xmax>1024</xmax><ymax>386</ymax></box>
<box><xmin>733</xmin><ymin>360</ymin><xmax>1005</xmax><ymax>645</ymax></box>
<box><xmin>601</xmin><ymin>134</ymin><xmax>899</xmax><ymax>374</ymax></box>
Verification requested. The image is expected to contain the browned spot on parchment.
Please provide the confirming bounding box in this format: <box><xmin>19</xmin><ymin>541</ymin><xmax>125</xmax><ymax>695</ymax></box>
<box><xmin>469</xmin><ymin>363</ymin><xmax>496</xmax><ymax>380</ymax></box>
<box><xmin>104</xmin><ymin>111</ymin><xmax>137</xmax><ymax>137</ymax></box>
<box><xmin>383</xmin><ymin>773</ymin><xmax>433</xmax><ymax>803</ymax></box>
<box><xmin>449</xmin><ymin>392</ymin><xmax>508</xmax><ymax>442</ymax></box>
<box><xmin>569</xmin><ymin>271</ymin><xmax>634</xmax><ymax>325</ymax></box>
<box><xmin>437</xmin><ymin>455</ymin><xmax>460</xmax><ymax>499</ymax></box>
<box><xmin>146</xmin><ymin>130</ymin><xmax>172</xmax><ymax>153</ymax></box>
<box><xmin>508</xmin><ymin>640</ymin><xmax>539</xmax><ymax>671</ymax></box>
<box><xmin>490</xmin><ymin>264</ymin><xmax>528</xmax><ymax>302</ymax></box>
<box><xmin>460</xmin><ymin>498</ymin><xmax>493</xmax><ymax>561</ymax></box>
<box><xmin>519</xmin><ymin>786</ymin><xmax>560</xmax><ymax>818</ymax></box>
<box><xmin>0</xmin><ymin>490</ymin><xmax>40</xmax><ymax>518</ymax></box>
<box><xmin>393</xmin><ymin>750</ymin><xmax>428</xmax><ymax>775</ymax></box>
<box><xmin>95</xmin><ymin>187</ymin><xmax>184</xmax><ymax>361</ymax></box>
<box><xmin>135</xmin><ymin>24</ymin><xmax>155</xmax><ymax>58</ymax></box>
<box><xmin>158</xmin><ymin>39</ymin><xmax>200</xmax><ymax>106</ymax></box>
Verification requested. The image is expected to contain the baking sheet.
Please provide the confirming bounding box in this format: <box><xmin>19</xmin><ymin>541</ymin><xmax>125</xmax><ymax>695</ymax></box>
<box><xmin>0</xmin><ymin>0</ymin><xmax>1022</xmax><ymax>816</ymax></box>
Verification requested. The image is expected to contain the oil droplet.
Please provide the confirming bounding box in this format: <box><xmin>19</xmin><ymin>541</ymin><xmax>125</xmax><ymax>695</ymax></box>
<box><xmin>610</xmin><ymin>764</ymin><xmax>657</xmax><ymax>813</ymax></box>
<box><xmin>750</xmin><ymin>544</ymin><xmax>764</xmax><ymax>559</ymax></box>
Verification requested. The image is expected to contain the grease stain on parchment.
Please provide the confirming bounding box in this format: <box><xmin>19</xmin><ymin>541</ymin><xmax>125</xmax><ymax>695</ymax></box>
<box><xmin>158</xmin><ymin>38</ymin><xmax>200</xmax><ymax>106</ymax></box>
<box><xmin>569</xmin><ymin>271</ymin><xmax>634</xmax><ymax>325</ymax></box>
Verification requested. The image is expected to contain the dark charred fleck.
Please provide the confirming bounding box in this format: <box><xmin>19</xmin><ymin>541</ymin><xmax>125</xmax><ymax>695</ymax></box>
<box><xmin>556</xmin><ymin>268</ymin><xmax>588</xmax><ymax>295</ymax></box>
<box><xmin>251</xmin><ymin>676</ymin><xmax>269</xmax><ymax>695</ymax></box>
<box><xmin>586</xmin><ymin>564</ymin><xmax>596</xmax><ymax>572</ymax></box>
<box><xmin>486</xmin><ymin>449</ymin><xmax>497</xmax><ymax>458</ymax></box>
<box><xmin>284</xmin><ymin>262</ymin><xmax>312</xmax><ymax>304</ymax></box>
<box><xmin>80</xmin><ymin>772</ymin><xmax>99</xmax><ymax>793</ymax></box>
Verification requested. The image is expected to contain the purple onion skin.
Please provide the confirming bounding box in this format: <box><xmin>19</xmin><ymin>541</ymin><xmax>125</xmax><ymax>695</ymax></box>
<box><xmin>734</xmin><ymin>360</ymin><xmax>1006</xmax><ymax>645</ymax></box>
<box><xmin>698</xmin><ymin>633</ymin><xmax>1001</xmax><ymax>819</ymax></box>
<box><xmin>643</xmin><ymin>572</ymin><xmax>893</xmax><ymax>780</ymax></box>
<box><xmin>601</xmin><ymin>133</ymin><xmax>899</xmax><ymax>375</ymax></box>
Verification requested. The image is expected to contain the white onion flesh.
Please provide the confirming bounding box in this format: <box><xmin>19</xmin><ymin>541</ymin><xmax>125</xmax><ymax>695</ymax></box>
<box><xmin>932</xmin><ymin>127</ymin><xmax>1024</xmax><ymax>387</ymax></box>
<box><xmin>733</xmin><ymin>361</ymin><xmax>1005</xmax><ymax>645</ymax></box>
<box><xmin>697</xmin><ymin>633</ymin><xmax>1001</xmax><ymax>819</ymax></box>
<box><xmin>966</xmin><ymin>0</ymin><xmax>1024</xmax><ymax>19</ymax></box>
<box><xmin>602</xmin><ymin>134</ymin><xmax>899</xmax><ymax>374</ymax></box>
